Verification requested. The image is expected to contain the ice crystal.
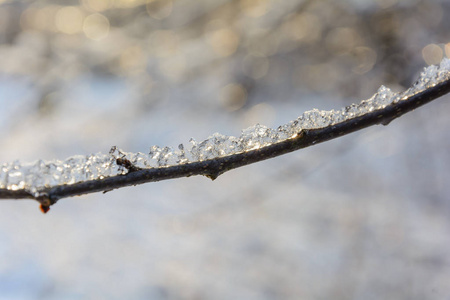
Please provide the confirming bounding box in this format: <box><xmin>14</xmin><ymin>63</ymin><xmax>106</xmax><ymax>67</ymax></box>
<box><xmin>240</xmin><ymin>124</ymin><xmax>274</xmax><ymax>150</ymax></box>
<box><xmin>1</xmin><ymin>58</ymin><xmax>449</xmax><ymax>194</ymax></box>
<box><xmin>403</xmin><ymin>57</ymin><xmax>450</xmax><ymax>98</ymax></box>
<box><xmin>0</xmin><ymin>153</ymin><xmax>122</xmax><ymax>197</ymax></box>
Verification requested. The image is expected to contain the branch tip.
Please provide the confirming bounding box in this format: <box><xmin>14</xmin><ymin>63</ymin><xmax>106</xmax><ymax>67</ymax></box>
<box><xmin>40</xmin><ymin>204</ymin><xmax>50</xmax><ymax>214</ymax></box>
<box><xmin>36</xmin><ymin>193</ymin><xmax>53</xmax><ymax>213</ymax></box>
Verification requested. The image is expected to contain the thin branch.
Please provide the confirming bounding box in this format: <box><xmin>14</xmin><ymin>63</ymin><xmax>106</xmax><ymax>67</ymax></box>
<box><xmin>1</xmin><ymin>61</ymin><xmax>450</xmax><ymax>212</ymax></box>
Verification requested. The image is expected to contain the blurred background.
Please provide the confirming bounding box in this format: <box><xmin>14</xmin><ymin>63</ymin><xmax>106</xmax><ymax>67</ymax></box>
<box><xmin>1</xmin><ymin>0</ymin><xmax>450</xmax><ymax>299</ymax></box>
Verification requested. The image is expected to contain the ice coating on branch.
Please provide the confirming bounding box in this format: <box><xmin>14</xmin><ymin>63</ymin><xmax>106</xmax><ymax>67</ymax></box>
<box><xmin>0</xmin><ymin>154</ymin><xmax>124</xmax><ymax>197</ymax></box>
<box><xmin>1</xmin><ymin>58</ymin><xmax>449</xmax><ymax>194</ymax></box>
<box><xmin>403</xmin><ymin>58</ymin><xmax>450</xmax><ymax>97</ymax></box>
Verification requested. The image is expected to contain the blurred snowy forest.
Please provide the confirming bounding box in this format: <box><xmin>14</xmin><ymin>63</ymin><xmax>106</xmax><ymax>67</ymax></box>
<box><xmin>1</xmin><ymin>0</ymin><xmax>450</xmax><ymax>299</ymax></box>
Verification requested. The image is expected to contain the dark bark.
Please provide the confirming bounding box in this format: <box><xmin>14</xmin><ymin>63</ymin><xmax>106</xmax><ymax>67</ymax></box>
<box><xmin>1</xmin><ymin>78</ymin><xmax>449</xmax><ymax>211</ymax></box>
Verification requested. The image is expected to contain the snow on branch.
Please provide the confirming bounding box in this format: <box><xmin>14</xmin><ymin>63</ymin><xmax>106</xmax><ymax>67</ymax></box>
<box><xmin>1</xmin><ymin>58</ymin><xmax>450</xmax><ymax>212</ymax></box>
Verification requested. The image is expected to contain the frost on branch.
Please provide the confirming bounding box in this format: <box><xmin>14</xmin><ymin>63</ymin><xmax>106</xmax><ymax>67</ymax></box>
<box><xmin>1</xmin><ymin>58</ymin><xmax>450</xmax><ymax>197</ymax></box>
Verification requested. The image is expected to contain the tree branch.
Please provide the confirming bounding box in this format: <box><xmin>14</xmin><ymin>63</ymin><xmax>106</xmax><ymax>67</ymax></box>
<box><xmin>1</xmin><ymin>61</ymin><xmax>450</xmax><ymax>212</ymax></box>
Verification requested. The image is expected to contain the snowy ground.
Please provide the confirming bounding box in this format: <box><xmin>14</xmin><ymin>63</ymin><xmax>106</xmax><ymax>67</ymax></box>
<box><xmin>1</xmin><ymin>0</ymin><xmax>450</xmax><ymax>299</ymax></box>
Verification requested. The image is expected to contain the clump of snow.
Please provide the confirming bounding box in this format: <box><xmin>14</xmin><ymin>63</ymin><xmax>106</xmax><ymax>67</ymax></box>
<box><xmin>0</xmin><ymin>153</ymin><xmax>124</xmax><ymax>197</ymax></box>
<box><xmin>402</xmin><ymin>57</ymin><xmax>450</xmax><ymax>98</ymax></box>
<box><xmin>1</xmin><ymin>58</ymin><xmax>449</xmax><ymax>194</ymax></box>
